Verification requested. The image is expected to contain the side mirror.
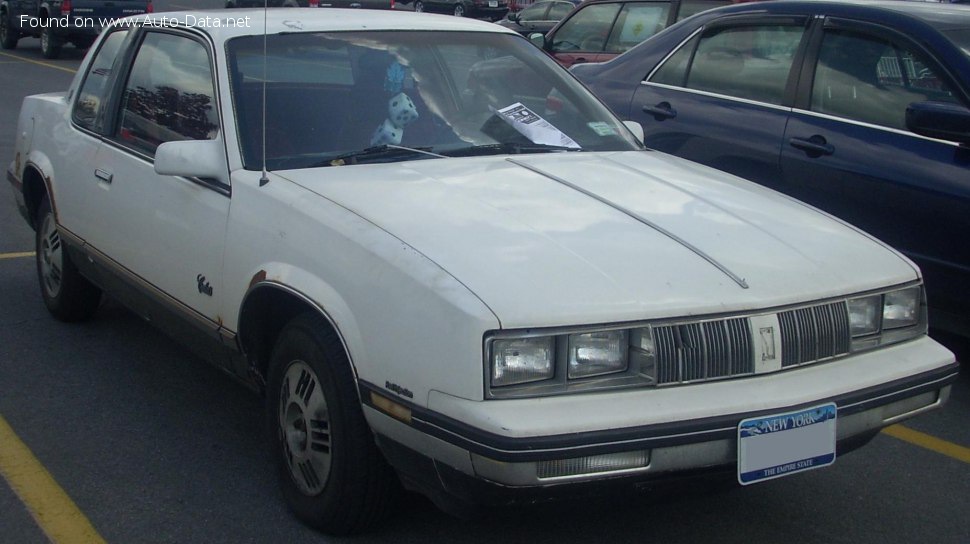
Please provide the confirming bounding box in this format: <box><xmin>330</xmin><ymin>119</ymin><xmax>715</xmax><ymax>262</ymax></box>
<box><xmin>154</xmin><ymin>139</ymin><xmax>229</xmax><ymax>183</ymax></box>
<box><xmin>623</xmin><ymin>120</ymin><xmax>644</xmax><ymax>145</ymax></box>
<box><xmin>905</xmin><ymin>101</ymin><xmax>970</xmax><ymax>145</ymax></box>
<box><xmin>508</xmin><ymin>12</ymin><xmax>520</xmax><ymax>22</ymax></box>
<box><xmin>528</xmin><ymin>32</ymin><xmax>546</xmax><ymax>49</ymax></box>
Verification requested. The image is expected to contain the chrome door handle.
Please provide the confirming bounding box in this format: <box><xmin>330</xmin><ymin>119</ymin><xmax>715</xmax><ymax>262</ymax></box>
<box><xmin>94</xmin><ymin>169</ymin><xmax>113</xmax><ymax>184</ymax></box>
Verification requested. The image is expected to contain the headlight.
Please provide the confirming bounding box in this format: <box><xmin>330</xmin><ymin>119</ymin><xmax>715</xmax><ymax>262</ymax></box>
<box><xmin>567</xmin><ymin>330</ymin><xmax>629</xmax><ymax>378</ymax></box>
<box><xmin>491</xmin><ymin>336</ymin><xmax>554</xmax><ymax>387</ymax></box>
<box><xmin>883</xmin><ymin>286</ymin><xmax>920</xmax><ymax>329</ymax></box>
<box><xmin>848</xmin><ymin>295</ymin><xmax>881</xmax><ymax>337</ymax></box>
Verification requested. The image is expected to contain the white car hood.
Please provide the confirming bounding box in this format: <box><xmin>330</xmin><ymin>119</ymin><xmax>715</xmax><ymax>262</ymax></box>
<box><xmin>278</xmin><ymin>151</ymin><xmax>917</xmax><ymax>329</ymax></box>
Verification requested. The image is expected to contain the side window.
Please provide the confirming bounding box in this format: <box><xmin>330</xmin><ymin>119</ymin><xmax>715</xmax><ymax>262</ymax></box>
<box><xmin>648</xmin><ymin>33</ymin><xmax>699</xmax><ymax>86</ymax></box>
<box><xmin>116</xmin><ymin>32</ymin><xmax>219</xmax><ymax>156</ymax></box>
<box><xmin>605</xmin><ymin>2</ymin><xmax>672</xmax><ymax>54</ymax></box>
<box><xmin>548</xmin><ymin>2</ymin><xmax>575</xmax><ymax>20</ymax></box>
<box><xmin>551</xmin><ymin>3</ymin><xmax>621</xmax><ymax>53</ymax></box>
<box><xmin>519</xmin><ymin>2</ymin><xmax>550</xmax><ymax>21</ymax></box>
<box><xmin>675</xmin><ymin>0</ymin><xmax>730</xmax><ymax>22</ymax></box>
<box><xmin>810</xmin><ymin>29</ymin><xmax>959</xmax><ymax>130</ymax></box>
<box><xmin>73</xmin><ymin>30</ymin><xmax>130</xmax><ymax>133</ymax></box>
<box><xmin>684</xmin><ymin>24</ymin><xmax>804</xmax><ymax>105</ymax></box>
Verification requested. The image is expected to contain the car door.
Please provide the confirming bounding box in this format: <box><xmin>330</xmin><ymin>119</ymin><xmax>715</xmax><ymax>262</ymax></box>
<box><xmin>631</xmin><ymin>15</ymin><xmax>810</xmax><ymax>184</ymax></box>
<box><xmin>781</xmin><ymin>18</ymin><xmax>970</xmax><ymax>331</ymax></box>
<box><xmin>90</xmin><ymin>28</ymin><xmax>229</xmax><ymax>324</ymax></box>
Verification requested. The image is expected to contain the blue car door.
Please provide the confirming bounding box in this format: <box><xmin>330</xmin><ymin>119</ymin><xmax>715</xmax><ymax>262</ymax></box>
<box><xmin>630</xmin><ymin>16</ymin><xmax>811</xmax><ymax>186</ymax></box>
<box><xmin>781</xmin><ymin>18</ymin><xmax>970</xmax><ymax>332</ymax></box>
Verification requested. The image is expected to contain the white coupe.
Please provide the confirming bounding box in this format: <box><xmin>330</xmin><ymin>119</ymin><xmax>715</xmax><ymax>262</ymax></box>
<box><xmin>7</xmin><ymin>8</ymin><xmax>958</xmax><ymax>535</ymax></box>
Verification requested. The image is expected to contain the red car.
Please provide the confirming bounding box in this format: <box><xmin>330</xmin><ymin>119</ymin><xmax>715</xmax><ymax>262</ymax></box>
<box><xmin>531</xmin><ymin>0</ymin><xmax>732</xmax><ymax>66</ymax></box>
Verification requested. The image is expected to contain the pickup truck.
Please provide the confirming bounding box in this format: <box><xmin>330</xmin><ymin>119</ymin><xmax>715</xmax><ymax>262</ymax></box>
<box><xmin>0</xmin><ymin>0</ymin><xmax>151</xmax><ymax>58</ymax></box>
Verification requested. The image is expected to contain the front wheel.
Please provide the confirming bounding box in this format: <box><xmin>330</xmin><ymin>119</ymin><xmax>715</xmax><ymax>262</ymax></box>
<box><xmin>35</xmin><ymin>197</ymin><xmax>102</xmax><ymax>321</ymax></box>
<box><xmin>414</xmin><ymin>0</ymin><xmax>424</xmax><ymax>11</ymax></box>
<box><xmin>266</xmin><ymin>313</ymin><xmax>396</xmax><ymax>535</ymax></box>
<box><xmin>453</xmin><ymin>3</ymin><xmax>465</xmax><ymax>16</ymax></box>
<box><xmin>40</xmin><ymin>25</ymin><xmax>61</xmax><ymax>59</ymax></box>
<box><xmin>0</xmin><ymin>12</ymin><xmax>19</xmax><ymax>50</ymax></box>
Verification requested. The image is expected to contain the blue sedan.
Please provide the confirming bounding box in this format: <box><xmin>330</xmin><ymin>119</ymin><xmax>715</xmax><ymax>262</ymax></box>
<box><xmin>573</xmin><ymin>0</ymin><xmax>970</xmax><ymax>337</ymax></box>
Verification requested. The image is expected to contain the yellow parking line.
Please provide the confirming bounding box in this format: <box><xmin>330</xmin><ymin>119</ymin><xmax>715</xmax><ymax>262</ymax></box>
<box><xmin>0</xmin><ymin>51</ymin><xmax>77</xmax><ymax>74</ymax></box>
<box><xmin>0</xmin><ymin>415</ymin><xmax>106</xmax><ymax>544</ymax></box>
<box><xmin>883</xmin><ymin>424</ymin><xmax>970</xmax><ymax>464</ymax></box>
<box><xmin>0</xmin><ymin>252</ymin><xmax>35</xmax><ymax>260</ymax></box>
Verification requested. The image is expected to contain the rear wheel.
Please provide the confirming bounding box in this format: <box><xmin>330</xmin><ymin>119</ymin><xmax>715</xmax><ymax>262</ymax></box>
<box><xmin>35</xmin><ymin>197</ymin><xmax>102</xmax><ymax>321</ymax></box>
<box><xmin>266</xmin><ymin>313</ymin><xmax>396</xmax><ymax>535</ymax></box>
<box><xmin>40</xmin><ymin>25</ymin><xmax>61</xmax><ymax>59</ymax></box>
<box><xmin>0</xmin><ymin>11</ymin><xmax>19</xmax><ymax>50</ymax></box>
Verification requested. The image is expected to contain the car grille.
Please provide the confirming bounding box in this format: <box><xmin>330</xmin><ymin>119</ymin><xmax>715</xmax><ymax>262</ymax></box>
<box><xmin>653</xmin><ymin>301</ymin><xmax>850</xmax><ymax>385</ymax></box>
<box><xmin>778</xmin><ymin>301</ymin><xmax>851</xmax><ymax>367</ymax></box>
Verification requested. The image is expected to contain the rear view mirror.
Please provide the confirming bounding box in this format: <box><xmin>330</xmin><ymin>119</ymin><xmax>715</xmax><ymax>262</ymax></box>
<box><xmin>528</xmin><ymin>32</ymin><xmax>546</xmax><ymax>49</ymax></box>
<box><xmin>906</xmin><ymin>101</ymin><xmax>970</xmax><ymax>145</ymax></box>
<box><xmin>623</xmin><ymin>120</ymin><xmax>644</xmax><ymax>144</ymax></box>
<box><xmin>154</xmin><ymin>140</ymin><xmax>229</xmax><ymax>183</ymax></box>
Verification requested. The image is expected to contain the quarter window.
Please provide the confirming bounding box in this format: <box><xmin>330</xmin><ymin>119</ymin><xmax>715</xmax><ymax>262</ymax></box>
<box><xmin>116</xmin><ymin>32</ymin><xmax>219</xmax><ymax>156</ymax></box>
<box><xmin>810</xmin><ymin>30</ymin><xmax>959</xmax><ymax>130</ymax></box>
<box><xmin>649</xmin><ymin>24</ymin><xmax>804</xmax><ymax>106</ymax></box>
<box><xmin>73</xmin><ymin>30</ymin><xmax>130</xmax><ymax>133</ymax></box>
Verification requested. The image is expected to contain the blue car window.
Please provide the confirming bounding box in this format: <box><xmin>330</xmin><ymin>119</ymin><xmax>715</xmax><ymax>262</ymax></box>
<box><xmin>811</xmin><ymin>30</ymin><xmax>959</xmax><ymax>131</ymax></box>
<box><xmin>684</xmin><ymin>24</ymin><xmax>804</xmax><ymax>105</ymax></box>
<box><xmin>648</xmin><ymin>33</ymin><xmax>699</xmax><ymax>85</ymax></box>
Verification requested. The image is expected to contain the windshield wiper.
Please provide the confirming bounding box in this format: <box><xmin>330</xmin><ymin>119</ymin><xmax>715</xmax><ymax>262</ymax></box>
<box><xmin>440</xmin><ymin>143</ymin><xmax>582</xmax><ymax>157</ymax></box>
<box><xmin>316</xmin><ymin>144</ymin><xmax>446</xmax><ymax>167</ymax></box>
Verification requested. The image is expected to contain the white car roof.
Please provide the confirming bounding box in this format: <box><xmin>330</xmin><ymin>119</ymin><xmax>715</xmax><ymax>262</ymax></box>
<box><xmin>130</xmin><ymin>8</ymin><xmax>517</xmax><ymax>41</ymax></box>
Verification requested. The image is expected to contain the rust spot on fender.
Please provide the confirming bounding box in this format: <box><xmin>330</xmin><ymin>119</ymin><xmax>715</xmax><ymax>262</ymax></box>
<box><xmin>216</xmin><ymin>315</ymin><xmax>224</xmax><ymax>327</ymax></box>
<box><xmin>14</xmin><ymin>152</ymin><xmax>21</xmax><ymax>175</ymax></box>
<box><xmin>249</xmin><ymin>270</ymin><xmax>267</xmax><ymax>289</ymax></box>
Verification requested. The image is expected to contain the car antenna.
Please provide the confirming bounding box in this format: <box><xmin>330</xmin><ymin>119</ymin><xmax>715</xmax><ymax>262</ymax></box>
<box><xmin>259</xmin><ymin>0</ymin><xmax>270</xmax><ymax>187</ymax></box>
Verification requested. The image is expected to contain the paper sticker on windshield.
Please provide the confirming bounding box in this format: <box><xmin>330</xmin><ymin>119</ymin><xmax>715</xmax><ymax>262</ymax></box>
<box><xmin>588</xmin><ymin>122</ymin><xmax>617</xmax><ymax>136</ymax></box>
<box><xmin>496</xmin><ymin>103</ymin><xmax>581</xmax><ymax>149</ymax></box>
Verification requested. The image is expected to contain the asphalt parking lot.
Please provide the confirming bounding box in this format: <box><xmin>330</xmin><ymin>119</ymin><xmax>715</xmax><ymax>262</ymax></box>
<box><xmin>1</xmin><ymin>1</ymin><xmax>968</xmax><ymax>542</ymax></box>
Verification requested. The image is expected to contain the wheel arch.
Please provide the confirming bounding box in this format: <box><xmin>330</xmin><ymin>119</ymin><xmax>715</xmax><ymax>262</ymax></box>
<box><xmin>21</xmin><ymin>163</ymin><xmax>53</xmax><ymax>230</ymax></box>
<box><xmin>238</xmin><ymin>281</ymin><xmax>361</xmax><ymax>398</ymax></box>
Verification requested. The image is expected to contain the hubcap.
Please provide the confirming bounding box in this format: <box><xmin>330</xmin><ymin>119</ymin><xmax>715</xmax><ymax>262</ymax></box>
<box><xmin>415</xmin><ymin>2</ymin><xmax>423</xmax><ymax>11</ymax></box>
<box><xmin>279</xmin><ymin>360</ymin><xmax>331</xmax><ymax>496</ymax></box>
<box><xmin>39</xmin><ymin>213</ymin><xmax>63</xmax><ymax>298</ymax></box>
<box><xmin>455</xmin><ymin>4</ymin><xmax>463</xmax><ymax>16</ymax></box>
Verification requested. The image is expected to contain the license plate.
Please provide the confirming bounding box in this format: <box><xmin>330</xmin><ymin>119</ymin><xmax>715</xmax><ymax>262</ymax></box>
<box><xmin>489</xmin><ymin>1</ymin><xmax>498</xmax><ymax>6</ymax></box>
<box><xmin>737</xmin><ymin>403</ymin><xmax>836</xmax><ymax>485</ymax></box>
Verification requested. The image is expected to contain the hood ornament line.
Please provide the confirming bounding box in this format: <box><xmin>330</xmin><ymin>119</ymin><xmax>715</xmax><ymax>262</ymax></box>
<box><xmin>506</xmin><ymin>158</ymin><xmax>749</xmax><ymax>290</ymax></box>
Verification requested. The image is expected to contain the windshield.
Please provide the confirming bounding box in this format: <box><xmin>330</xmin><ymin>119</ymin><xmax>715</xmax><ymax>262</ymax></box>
<box><xmin>227</xmin><ymin>31</ymin><xmax>641</xmax><ymax>170</ymax></box>
<box><xmin>943</xmin><ymin>28</ymin><xmax>970</xmax><ymax>60</ymax></box>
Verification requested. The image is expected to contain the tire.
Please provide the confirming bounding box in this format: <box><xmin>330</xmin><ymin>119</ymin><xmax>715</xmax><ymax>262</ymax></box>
<box><xmin>414</xmin><ymin>0</ymin><xmax>424</xmax><ymax>12</ymax></box>
<box><xmin>453</xmin><ymin>2</ymin><xmax>465</xmax><ymax>16</ymax></box>
<box><xmin>1</xmin><ymin>11</ymin><xmax>19</xmax><ymax>50</ymax></box>
<box><xmin>40</xmin><ymin>25</ymin><xmax>61</xmax><ymax>59</ymax></box>
<box><xmin>35</xmin><ymin>197</ymin><xmax>102</xmax><ymax>322</ymax></box>
<box><xmin>266</xmin><ymin>313</ymin><xmax>396</xmax><ymax>535</ymax></box>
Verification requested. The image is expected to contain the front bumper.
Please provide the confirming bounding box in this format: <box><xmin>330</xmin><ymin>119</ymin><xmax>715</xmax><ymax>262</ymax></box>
<box><xmin>362</xmin><ymin>336</ymin><xmax>956</xmax><ymax>502</ymax></box>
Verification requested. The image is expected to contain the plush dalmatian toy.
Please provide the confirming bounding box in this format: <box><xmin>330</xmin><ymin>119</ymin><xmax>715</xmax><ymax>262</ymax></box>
<box><xmin>370</xmin><ymin>62</ymin><xmax>420</xmax><ymax>146</ymax></box>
